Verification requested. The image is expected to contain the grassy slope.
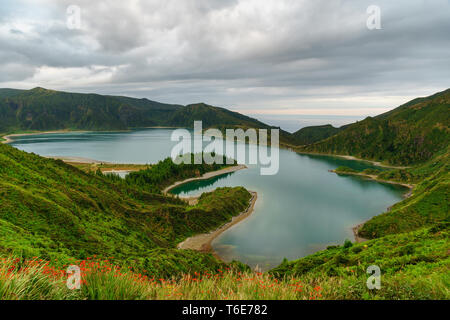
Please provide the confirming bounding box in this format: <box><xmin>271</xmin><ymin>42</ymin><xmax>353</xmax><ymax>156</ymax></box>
<box><xmin>0</xmin><ymin>143</ymin><xmax>252</xmax><ymax>277</ymax></box>
<box><xmin>270</xmin><ymin>224</ymin><xmax>449</xmax><ymax>299</ymax></box>
<box><xmin>300</xmin><ymin>89</ymin><xmax>450</xmax><ymax>166</ymax></box>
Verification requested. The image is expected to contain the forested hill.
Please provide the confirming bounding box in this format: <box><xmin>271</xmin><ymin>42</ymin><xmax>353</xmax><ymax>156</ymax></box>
<box><xmin>299</xmin><ymin>89</ymin><xmax>450</xmax><ymax>166</ymax></box>
<box><xmin>0</xmin><ymin>87</ymin><xmax>274</xmax><ymax>133</ymax></box>
<box><xmin>292</xmin><ymin>124</ymin><xmax>342</xmax><ymax>145</ymax></box>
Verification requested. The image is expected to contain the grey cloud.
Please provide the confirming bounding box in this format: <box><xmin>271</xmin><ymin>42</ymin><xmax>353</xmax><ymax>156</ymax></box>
<box><xmin>0</xmin><ymin>0</ymin><xmax>449</xmax><ymax>123</ymax></box>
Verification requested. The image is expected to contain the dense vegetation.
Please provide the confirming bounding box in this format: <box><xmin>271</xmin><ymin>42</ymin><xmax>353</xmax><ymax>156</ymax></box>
<box><xmin>293</xmin><ymin>124</ymin><xmax>342</xmax><ymax>145</ymax></box>
<box><xmin>299</xmin><ymin>89</ymin><xmax>450</xmax><ymax>166</ymax></box>
<box><xmin>0</xmin><ymin>142</ymin><xmax>252</xmax><ymax>278</ymax></box>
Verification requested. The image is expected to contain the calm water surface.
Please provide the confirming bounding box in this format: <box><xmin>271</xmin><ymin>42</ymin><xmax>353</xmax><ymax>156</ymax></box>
<box><xmin>10</xmin><ymin>129</ymin><xmax>406</xmax><ymax>270</ymax></box>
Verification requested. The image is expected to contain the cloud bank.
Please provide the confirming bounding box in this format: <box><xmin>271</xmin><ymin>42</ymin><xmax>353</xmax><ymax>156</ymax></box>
<box><xmin>1</xmin><ymin>0</ymin><xmax>449</xmax><ymax>129</ymax></box>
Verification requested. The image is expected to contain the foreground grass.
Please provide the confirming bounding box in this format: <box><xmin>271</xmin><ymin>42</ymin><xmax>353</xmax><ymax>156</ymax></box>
<box><xmin>1</xmin><ymin>254</ymin><xmax>448</xmax><ymax>300</ymax></box>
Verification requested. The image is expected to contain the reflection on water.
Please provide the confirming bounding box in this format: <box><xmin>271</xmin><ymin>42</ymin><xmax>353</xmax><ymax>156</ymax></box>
<box><xmin>170</xmin><ymin>172</ymin><xmax>235</xmax><ymax>196</ymax></box>
<box><xmin>10</xmin><ymin>129</ymin><xmax>407</xmax><ymax>271</ymax></box>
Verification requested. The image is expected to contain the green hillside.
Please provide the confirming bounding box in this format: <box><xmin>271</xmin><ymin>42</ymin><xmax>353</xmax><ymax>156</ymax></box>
<box><xmin>0</xmin><ymin>142</ymin><xmax>252</xmax><ymax>277</ymax></box>
<box><xmin>0</xmin><ymin>87</ymin><xmax>179</xmax><ymax>131</ymax></box>
<box><xmin>293</xmin><ymin>124</ymin><xmax>342</xmax><ymax>145</ymax></box>
<box><xmin>299</xmin><ymin>89</ymin><xmax>450</xmax><ymax>165</ymax></box>
<box><xmin>166</xmin><ymin>103</ymin><xmax>267</xmax><ymax>129</ymax></box>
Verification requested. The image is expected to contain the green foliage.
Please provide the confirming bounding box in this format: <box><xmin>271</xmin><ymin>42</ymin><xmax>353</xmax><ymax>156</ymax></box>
<box><xmin>362</xmin><ymin>168</ymin><xmax>381</xmax><ymax>175</ymax></box>
<box><xmin>334</xmin><ymin>166</ymin><xmax>358</xmax><ymax>173</ymax></box>
<box><xmin>343</xmin><ymin>239</ymin><xmax>353</xmax><ymax>248</ymax></box>
<box><xmin>300</xmin><ymin>89</ymin><xmax>450</xmax><ymax>165</ymax></box>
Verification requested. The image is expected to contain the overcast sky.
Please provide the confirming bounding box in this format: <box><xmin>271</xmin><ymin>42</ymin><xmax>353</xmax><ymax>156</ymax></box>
<box><xmin>0</xmin><ymin>0</ymin><xmax>449</xmax><ymax>130</ymax></box>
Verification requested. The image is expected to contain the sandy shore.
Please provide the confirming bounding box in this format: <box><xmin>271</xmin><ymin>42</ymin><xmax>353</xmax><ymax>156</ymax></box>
<box><xmin>2</xmin><ymin>130</ymin><xmax>90</xmax><ymax>144</ymax></box>
<box><xmin>177</xmin><ymin>191</ymin><xmax>257</xmax><ymax>255</ymax></box>
<box><xmin>48</xmin><ymin>156</ymin><xmax>111</xmax><ymax>164</ymax></box>
<box><xmin>337</xmin><ymin>155</ymin><xmax>410</xmax><ymax>169</ymax></box>
<box><xmin>163</xmin><ymin>164</ymin><xmax>247</xmax><ymax>195</ymax></box>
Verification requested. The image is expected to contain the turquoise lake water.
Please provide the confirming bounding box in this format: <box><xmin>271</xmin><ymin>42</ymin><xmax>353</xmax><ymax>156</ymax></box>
<box><xmin>10</xmin><ymin>129</ymin><xmax>406</xmax><ymax>270</ymax></box>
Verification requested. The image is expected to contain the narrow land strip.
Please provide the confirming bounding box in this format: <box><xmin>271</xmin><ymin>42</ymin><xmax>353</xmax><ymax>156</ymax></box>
<box><xmin>296</xmin><ymin>150</ymin><xmax>410</xmax><ymax>169</ymax></box>
<box><xmin>1</xmin><ymin>130</ymin><xmax>90</xmax><ymax>144</ymax></box>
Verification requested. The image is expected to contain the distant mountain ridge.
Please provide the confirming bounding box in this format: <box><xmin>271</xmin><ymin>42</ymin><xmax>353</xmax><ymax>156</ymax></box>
<box><xmin>0</xmin><ymin>87</ymin><xmax>273</xmax><ymax>132</ymax></box>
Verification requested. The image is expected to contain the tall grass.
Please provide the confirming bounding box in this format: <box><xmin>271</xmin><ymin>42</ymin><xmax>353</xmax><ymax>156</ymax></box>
<box><xmin>1</xmin><ymin>256</ymin><xmax>448</xmax><ymax>300</ymax></box>
<box><xmin>0</xmin><ymin>257</ymin><xmax>78</xmax><ymax>300</ymax></box>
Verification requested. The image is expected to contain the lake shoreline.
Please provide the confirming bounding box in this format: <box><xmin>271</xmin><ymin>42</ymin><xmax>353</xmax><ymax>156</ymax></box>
<box><xmin>329</xmin><ymin>169</ymin><xmax>415</xmax><ymax>190</ymax></box>
<box><xmin>177</xmin><ymin>191</ymin><xmax>257</xmax><ymax>258</ymax></box>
